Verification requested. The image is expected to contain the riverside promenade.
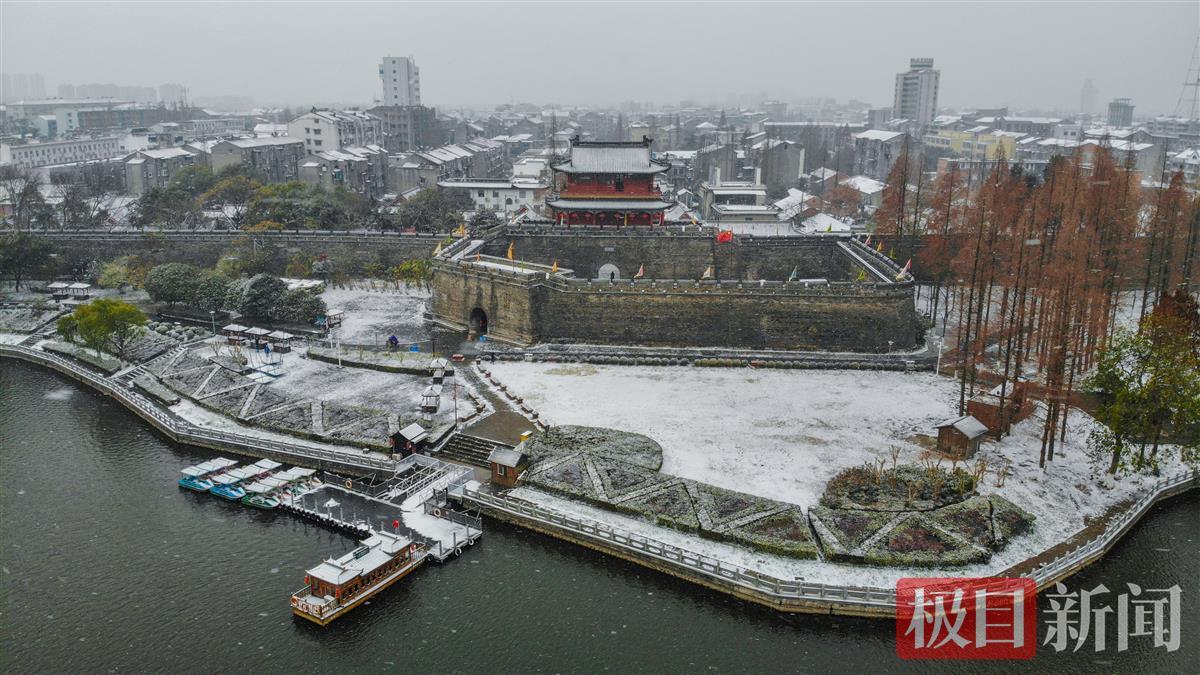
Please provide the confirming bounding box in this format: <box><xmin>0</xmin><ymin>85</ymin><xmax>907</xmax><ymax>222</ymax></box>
<box><xmin>0</xmin><ymin>343</ymin><xmax>398</xmax><ymax>476</ymax></box>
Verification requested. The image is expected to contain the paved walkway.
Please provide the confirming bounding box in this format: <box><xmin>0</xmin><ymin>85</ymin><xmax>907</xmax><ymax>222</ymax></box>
<box><xmin>457</xmin><ymin>361</ymin><xmax>538</xmax><ymax>445</ymax></box>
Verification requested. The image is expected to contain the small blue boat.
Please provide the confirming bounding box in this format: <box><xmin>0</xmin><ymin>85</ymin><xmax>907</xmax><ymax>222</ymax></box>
<box><xmin>179</xmin><ymin>474</ymin><xmax>215</xmax><ymax>492</ymax></box>
<box><xmin>211</xmin><ymin>482</ymin><xmax>247</xmax><ymax>500</ymax></box>
<box><xmin>209</xmin><ymin>465</ymin><xmax>257</xmax><ymax>500</ymax></box>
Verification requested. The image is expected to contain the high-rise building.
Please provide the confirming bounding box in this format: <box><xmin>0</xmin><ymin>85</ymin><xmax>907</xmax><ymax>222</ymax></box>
<box><xmin>379</xmin><ymin>56</ymin><xmax>421</xmax><ymax>106</ymax></box>
<box><xmin>1</xmin><ymin>72</ymin><xmax>46</xmax><ymax>102</ymax></box>
<box><xmin>1108</xmin><ymin>98</ymin><xmax>1135</xmax><ymax>127</ymax></box>
<box><xmin>1080</xmin><ymin>79</ymin><xmax>1098</xmax><ymax>115</ymax></box>
<box><xmin>892</xmin><ymin>58</ymin><xmax>939</xmax><ymax>127</ymax></box>
<box><xmin>159</xmin><ymin>83</ymin><xmax>188</xmax><ymax>105</ymax></box>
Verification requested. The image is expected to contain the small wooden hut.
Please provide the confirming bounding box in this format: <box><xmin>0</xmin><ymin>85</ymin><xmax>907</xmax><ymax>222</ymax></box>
<box><xmin>935</xmin><ymin>415</ymin><xmax>988</xmax><ymax>460</ymax></box>
<box><xmin>487</xmin><ymin>447</ymin><xmax>528</xmax><ymax>487</ymax></box>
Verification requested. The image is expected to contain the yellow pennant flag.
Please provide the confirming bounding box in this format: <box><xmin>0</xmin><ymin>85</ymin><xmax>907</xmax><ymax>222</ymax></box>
<box><xmin>455</xmin><ymin>223</ymin><xmax>466</xmax><ymax>237</ymax></box>
<box><xmin>506</xmin><ymin>242</ymin><xmax>514</xmax><ymax>261</ymax></box>
<box><xmin>432</xmin><ymin>242</ymin><xmax>443</xmax><ymax>256</ymax></box>
<box><xmin>551</xmin><ymin>260</ymin><xmax>558</xmax><ymax>273</ymax></box>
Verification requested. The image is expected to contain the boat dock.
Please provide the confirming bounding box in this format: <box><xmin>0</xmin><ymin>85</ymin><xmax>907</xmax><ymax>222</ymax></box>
<box><xmin>176</xmin><ymin>450</ymin><xmax>483</xmax><ymax>624</ymax></box>
<box><xmin>282</xmin><ymin>483</ymin><xmax>481</xmax><ymax>562</ymax></box>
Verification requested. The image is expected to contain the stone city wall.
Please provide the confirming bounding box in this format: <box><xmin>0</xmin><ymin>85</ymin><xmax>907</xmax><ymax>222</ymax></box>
<box><xmin>483</xmin><ymin>228</ymin><xmax>877</xmax><ymax>283</ymax></box>
<box><xmin>536</xmin><ymin>281</ymin><xmax>919</xmax><ymax>351</ymax></box>
<box><xmin>432</xmin><ymin>265</ymin><xmax>920</xmax><ymax>351</ymax></box>
<box><xmin>18</xmin><ymin>230</ymin><xmax>444</xmax><ymax>276</ymax></box>
<box><xmin>431</xmin><ymin>261</ymin><xmax>538</xmax><ymax>345</ymax></box>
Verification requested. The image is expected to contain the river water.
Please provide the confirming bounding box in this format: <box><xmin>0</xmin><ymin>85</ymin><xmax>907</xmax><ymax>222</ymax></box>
<box><xmin>1</xmin><ymin>360</ymin><xmax>1197</xmax><ymax>673</ymax></box>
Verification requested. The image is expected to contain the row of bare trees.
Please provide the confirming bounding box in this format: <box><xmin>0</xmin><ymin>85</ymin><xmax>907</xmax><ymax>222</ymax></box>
<box><xmin>0</xmin><ymin>163</ymin><xmax>122</xmax><ymax>231</ymax></box>
<box><xmin>878</xmin><ymin>146</ymin><xmax>1199</xmax><ymax>468</ymax></box>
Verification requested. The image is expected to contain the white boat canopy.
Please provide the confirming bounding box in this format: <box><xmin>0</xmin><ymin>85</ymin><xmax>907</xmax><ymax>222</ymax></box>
<box><xmin>250</xmin><ymin>459</ymin><xmax>283</xmax><ymax>471</ymax></box>
<box><xmin>182</xmin><ymin>457</ymin><xmax>238</xmax><ymax>475</ymax></box>
<box><xmin>225</xmin><ymin>467</ymin><xmax>258</xmax><ymax>481</ymax></box>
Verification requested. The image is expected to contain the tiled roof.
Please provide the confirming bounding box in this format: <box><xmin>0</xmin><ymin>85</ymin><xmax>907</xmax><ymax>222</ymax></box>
<box><xmin>553</xmin><ymin>142</ymin><xmax>668</xmax><ymax>175</ymax></box>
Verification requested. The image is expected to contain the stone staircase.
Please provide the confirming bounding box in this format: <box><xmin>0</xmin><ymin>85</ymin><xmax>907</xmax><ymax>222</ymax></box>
<box><xmin>112</xmin><ymin>363</ymin><xmax>149</xmax><ymax>385</ymax></box>
<box><xmin>20</xmin><ymin>323</ymin><xmax>58</xmax><ymax>347</ymax></box>
<box><xmin>437</xmin><ymin>433</ymin><xmax>511</xmax><ymax>469</ymax></box>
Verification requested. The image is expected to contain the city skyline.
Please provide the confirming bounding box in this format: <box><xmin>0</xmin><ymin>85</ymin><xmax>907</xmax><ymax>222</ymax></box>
<box><xmin>1</xmin><ymin>2</ymin><xmax>1195</xmax><ymax>114</ymax></box>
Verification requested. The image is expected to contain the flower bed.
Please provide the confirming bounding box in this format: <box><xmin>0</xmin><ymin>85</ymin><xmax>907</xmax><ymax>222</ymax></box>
<box><xmin>863</xmin><ymin>515</ymin><xmax>990</xmax><ymax>567</ymax></box>
<box><xmin>133</xmin><ymin>374</ymin><xmax>181</xmax><ymax>406</ymax></box>
<box><xmin>525</xmin><ymin>425</ymin><xmax>663</xmax><ymax>471</ymax></box>
<box><xmin>155</xmin><ymin>346</ymin><xmax>395</xmax><ymax>449</ymax></box>
<box><xmin>810</xmin><ymin>489</ymin><xmax>1036</xmax><ymax>567</ymax></box>
<box><xmin>820</xmin><ymin>464</ymin><xmax>975</xmax><ymax>511</ymax></box>
<box><xmin>716</xmin><ymin>507</ymin><xmax>817</xmax><ymax>558</ymax></box>
<box><xmin>521</xmin><ymin>425</ymin><xmax>818</xmax><ymax>559</ymax></box>
<box><xmin>0</xmin><ymin>304</ymin><xmax>66</xmax><ymax>332</ymax></box>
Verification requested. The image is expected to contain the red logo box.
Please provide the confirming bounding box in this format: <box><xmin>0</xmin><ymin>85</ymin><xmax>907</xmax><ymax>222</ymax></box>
<box><xmin>896</xmin><ymin>577</ymin><xmax>1036</xmax><ymax>660</ymax></box>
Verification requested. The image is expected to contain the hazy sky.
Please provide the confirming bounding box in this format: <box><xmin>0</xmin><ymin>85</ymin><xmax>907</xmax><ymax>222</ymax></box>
<box><xmin>3</xmin><ymin>1</ymin><xmax>1196</xmax><ymax>114</ymax></box>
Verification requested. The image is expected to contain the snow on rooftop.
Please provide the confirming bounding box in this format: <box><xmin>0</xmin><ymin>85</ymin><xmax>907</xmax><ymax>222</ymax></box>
<box><xmin>854</xmin><ymin>129</ymin><xmax>903</xmax><ymax>142</ymax></box>
<box><xmin>840</xmin><ymin>175</ymin><xmax>886</xmax><ymax>194</ymax></box>
<box><xmin>801</xmin><ymin>213</ymin><xmax>851</xmax><ymax>233</ymax></box>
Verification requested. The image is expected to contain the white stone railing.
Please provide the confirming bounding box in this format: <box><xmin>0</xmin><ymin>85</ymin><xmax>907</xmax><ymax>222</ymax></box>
<box><xmin>465</xmin><ymin>467</ymin><xmax>1197</xmax><ymax>611</ymax></box>
<box><xmin>0</xmin><ymin>344</ymin><xmax>398</xmax><ymax>474</ymax></box>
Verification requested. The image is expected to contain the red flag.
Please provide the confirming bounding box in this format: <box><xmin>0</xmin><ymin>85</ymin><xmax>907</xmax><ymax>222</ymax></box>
<box><xmin>865</xmin><ymin>235</ymin><xmax>872</xmax><ymax>246</ymax></box>
<box><xmin>634</xmin><ymin>264</ymin><xmax>645</xmax><ymax>279</ymax></box>
<box><xmin>902</xmin><ymin>258</ymin><xmax>912</xmax><ymax>273</ymax></box>
<box><xmin>716</xmin><ymin>230</ymin><xmax>733</xmax><ymax>243</ymax></box>
<box><xmin>392</xmin><ymin>519</ymin><xmax>400</xmax><ymax>529</ymax></box>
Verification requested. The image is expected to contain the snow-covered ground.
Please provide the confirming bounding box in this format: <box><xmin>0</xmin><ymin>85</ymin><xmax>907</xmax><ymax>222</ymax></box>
<box><xmin>0</xmin><ymin>333</ymin><xmax>29</xmax><ymax>345</ymax></box>
<box><xmin>488</xmin><ymin>362</ymin><xmax>959</xmax><ymax>507</ymax></box>
<box><xmin>320</xmin><ymin>285</ymin><xmax>430</xmax><ymax>345</ymax></box>
<box><xmin>169</xmin><ymin>398</ymin><xmax>392</xmax><ymax>460</ymax></box>
<box><xmin>261</xmin><ymin>348</ymin><xmax>473</xmax><ymax>426</ymax></box>
<box><xmin>487</xmin><ymin>362</ymin><xmax>1188</xmax><ymax>586</ymax></box>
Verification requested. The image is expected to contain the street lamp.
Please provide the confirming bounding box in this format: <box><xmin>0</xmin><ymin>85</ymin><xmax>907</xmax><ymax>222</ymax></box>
<box><xmin>208</xmin><ymin>310</ymin><xmax>216</xmax><ymax>336</ymax></box>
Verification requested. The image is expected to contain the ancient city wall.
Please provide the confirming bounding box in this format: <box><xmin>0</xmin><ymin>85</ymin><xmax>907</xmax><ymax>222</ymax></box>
<box><xmin>431</xmin><ymin>265</ymin><xmax>920</xmax><ymax>351</ymax></box>
<box><xmin>434</xmin><ymin>229</ymin><xmax>918</xmax><ymax>351</ymax></box>
<box><xmin>483</xmin><ymin>226</ymin><xmax>881</xmax><ymax>283</ymax></box>
<box><xmin>535</xmin><ymin>280</ymin><xmax>920</xmax><ymax>351</ymax></box>
<box><xmin>482</xmin><ymin>228</ymin><xmax>718</xmax><ymax>281</ymax></box>
<box><xmin>17</xmin><ymin>230</ymin><xmax>444</xmax><ymax>275</ymax></box>
<box><xmin>431</xmin><ymin>261</ymin><xmax>538</xmax><ymax>344</ymax></box>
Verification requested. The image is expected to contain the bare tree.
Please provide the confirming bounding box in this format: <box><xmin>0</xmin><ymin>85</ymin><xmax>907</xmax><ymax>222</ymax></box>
<box><xmin>0</xmin><ymin>165</ymin><xmax>45</xmax><ymax>231</ymax></box>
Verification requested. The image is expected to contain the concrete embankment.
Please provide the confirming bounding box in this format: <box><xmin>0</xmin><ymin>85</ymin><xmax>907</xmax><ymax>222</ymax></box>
<box><xmin>1</xmin><ymin>345</ymin><xmax>397</xmax><ymax>476</ymax></box>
